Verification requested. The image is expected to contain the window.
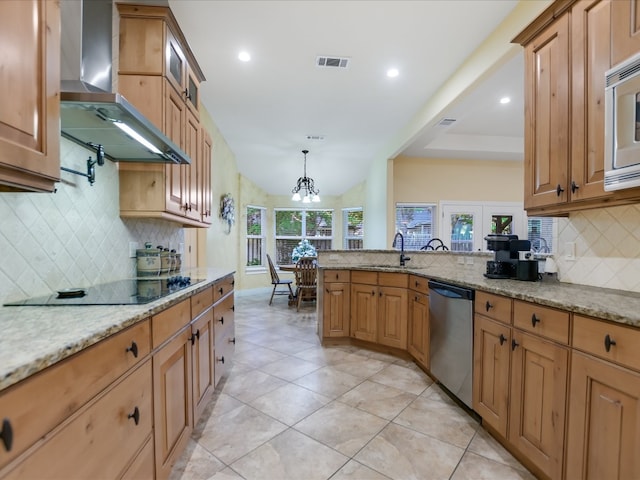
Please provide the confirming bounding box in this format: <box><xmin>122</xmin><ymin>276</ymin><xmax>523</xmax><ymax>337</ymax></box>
<box><xmin>395</xmin><ymin>204</ymin><xmax>436</xmax><ymax>250</ymax></box>
<box><xmin>246</xmin><ymin>206</ymin><xmax>266</xmax><ymax>267</ymax></box>
<box><xmin>527</xmin><ymin>217</ymin><xmax>555</xmax><ymax>253</ymax></box>
<box><xmin>343</xmin><ymin>208</ymin><xmax>363</xmax><ymax>249</ymax></box>
<box><xmin>274</xmin><ymin>209</ymin><xmax>333</xmax><ymax>264</ymax></box>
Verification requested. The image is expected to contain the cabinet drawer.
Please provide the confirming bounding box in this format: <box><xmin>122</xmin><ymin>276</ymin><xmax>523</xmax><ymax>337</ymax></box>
<box><xmin>409</xmin><ymin>274</ymin><xmax>429</xmax><ymax>295</ymax></box>
<box><xmin>324</xmin><ymin>270</ymin><xmax>350</xmax><ymax>283</ymax></box>
<box><xmin>191</xmin><ymin>286</ymin><xmax>214</xmax><ymax>319</ymax></box>
<box><xmin>213</xmin><ymin>275</ymin><xmax>235</xmax><ymax>303</ymax></box>
<box><xmin>379</xmin><ymin>272</ymin><xmax>408</xmax><ymax>288</ymax></box>
<box><xmin>4</xmin><ymin>361</ymin><xmax>153</xmax><ymax>479</ymax></box>
<box><xmin>152</xmin><ymin>298</ymin><xmax>191</xmax><ymax>348</ymax></box>
<box><xmin>214</xmin><ymin>323</ymin><xmax>236</xmax><ymax>386</ymax></box>
<box><xmin>351</xmin><ymin>270</ymin><xmax>377</xmax><ymax>285</ymax></box>
<box><xmin>475</xmin><ymin>291</ymin><xmax>512</xmax><ymax>324</ymax></box>
<box><xmin>0</xmin><ymin>320</ymin><xmax>150</xmax><ymax>469</ymax></box>
<box><xmin>213</xmin><ymin>293</ymin><xmax>234</xmax><ymax>336</ymax></box>
<box><xmin>513</xmin><ymin>300</ymin><xmax>570</xmax><ymax>344</ymax></box>
<box><xmin>573</xmin><ymin>315</ymin><xmax>640</xmax><ymax>372</ymax></box>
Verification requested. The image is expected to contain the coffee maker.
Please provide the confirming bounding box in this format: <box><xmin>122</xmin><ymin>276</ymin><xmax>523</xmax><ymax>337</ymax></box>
<box><xmin>484</xmin><ymin>234</ymin><xmax>532</xmax><ymax>279</ymax></box>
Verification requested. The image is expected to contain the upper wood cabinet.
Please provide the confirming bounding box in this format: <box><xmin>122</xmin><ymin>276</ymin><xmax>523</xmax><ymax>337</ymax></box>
<box><xmin>117</xmin><ymin>4</ymin><xmax>209</xmax><ymax>227</ymax></box>
<box><xmin>514</xmin><ymin>0</ymin><xmax>640</xmax><ymax>216</ymax></box>
<box><xmin>611</xmin><ymin>0</ymin><xmax>640</xmax><ymax>65</ymax></box>
<box><xmin>0</xmin><ymin>0</ymin><xmax>60</xmax><ymax>193</ymax></box>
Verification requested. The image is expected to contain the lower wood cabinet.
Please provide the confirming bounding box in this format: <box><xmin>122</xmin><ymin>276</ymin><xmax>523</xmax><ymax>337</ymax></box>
<box><xmin>3</xmin><ymin>361</ymin><xmax>153</xmax><ymax>479</ymax></box>
<box><xmin>322</xmin><ymin>270</ymin><xmax>351</xmax><ymax>338</ymax></box>
<box><xmin>153</xmin><ymin>325</ymin><xmax>193</xmax><ymax>480</ymax></box>
<box><xmin>213</xmin><ymin>290</ymin><xmax>235</xmax><ymax>386</ymax></box>
<box><xmin>407</xmin><ymin>289</ymin><xmax>429</xmax><ymax>368</ymax></box>
<box><xmin>473</xmin><ymin>298</ymin><xmax>569</xmax><ymax>480</ymax></box>
<box><xmin>350</xmin><ymin>282</ymin><xmax>378</xmax><ymax>342</ymax></box>
<box><xmin>191</xmin><ymin>304</ymin><xmax>215</xmax><ymax>423</ymax></box>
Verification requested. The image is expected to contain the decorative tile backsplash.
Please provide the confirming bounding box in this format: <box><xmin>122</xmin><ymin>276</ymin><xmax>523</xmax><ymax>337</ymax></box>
<box><xmin>0</xmin><ymin>138</ymin><xmax>183</xmax><ymax>304</ymax></box>
<box><xmin>556</xmin><ymin>204</ymin><xmax>640</xmax><ymax>292</ymax></box>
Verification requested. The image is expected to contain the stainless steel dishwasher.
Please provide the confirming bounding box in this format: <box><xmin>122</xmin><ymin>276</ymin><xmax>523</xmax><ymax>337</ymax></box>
<box><xmin>428</xmin><ymin>280</ymin><xmax>474</xmax><ymax>408</ymax></box>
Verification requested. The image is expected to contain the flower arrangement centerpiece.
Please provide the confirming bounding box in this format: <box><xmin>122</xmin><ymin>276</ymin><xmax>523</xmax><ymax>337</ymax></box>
<box><xmin>291</xmin><ymin>238</ymin><xmax>317</xmax><ymax>262</ymax></box>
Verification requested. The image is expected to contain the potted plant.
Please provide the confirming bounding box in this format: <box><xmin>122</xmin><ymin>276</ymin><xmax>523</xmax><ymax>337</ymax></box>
<box><xmin>291</xmin><ymin>238</ymin><xmax>317</xmax><ymax>262</ymax></box>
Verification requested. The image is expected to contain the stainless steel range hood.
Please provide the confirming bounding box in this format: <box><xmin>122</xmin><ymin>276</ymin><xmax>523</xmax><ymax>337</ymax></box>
<box><xmin>60</xmin><ymin>0</ymin><xmax>189</xmax><ymax>165</ymax></box>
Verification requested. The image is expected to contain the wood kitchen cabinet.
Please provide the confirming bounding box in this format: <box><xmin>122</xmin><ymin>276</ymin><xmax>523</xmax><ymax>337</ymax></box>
<box><xmin>566</xmin><ymin>315</ymin><xmax>640</xmax><ymax>479</ymax></box>
<box><xmin>213</xmin><ymin>277</ymin><xmax>235</xmax><ymax>386</ymax></box>
<box><xmin>514</xmin><ymin>0</ymin><xmax>640</xmax><ymax>216</ymax></box>
<box><xmin>191</xmin><ymin>287</ymin><xmax>215</xmax><ymax>423</ymax></box>
<box><xmin>152</xmin><ymin>300</ymin><xmax>193</xmax><ymax>480</ymax></box>
<box><xmin>611</xmin><ymin>0</ymin><xmax>640</xmax><ymax>66</ymax></box>
<box><xmin>473</xmin><ymin>293</ymin><xmax>569</xmax><ymax>480</ymax></box>
<box><xmin>117</xmin><ymin>4</ymin><xmax>209</xmax><ymax>227</ymax></box>
<box><xmin>407</xmin><ymin>274</ymin><xmax>429</xmax><ymax>369</ymax></box>
<box><xmin>0</xmin><ymin>0</ymin><xmax>60</xmax><ymax>193</ymax></box>
<box><xmin>350</xmin><ymin>271</ymin><xmax>408</xmax><ymax>349</ymax></box>
<box><xmin>322</xmin><ymin>270</ymin><xmax>351</xmax><ymax>338</ymax></box>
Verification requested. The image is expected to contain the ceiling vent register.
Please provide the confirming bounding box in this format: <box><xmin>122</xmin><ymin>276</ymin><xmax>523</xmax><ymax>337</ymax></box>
<box><xmin>316</xmin><ymin>56</ymin><xmax>350</xmax><ymax>68</ymax></box>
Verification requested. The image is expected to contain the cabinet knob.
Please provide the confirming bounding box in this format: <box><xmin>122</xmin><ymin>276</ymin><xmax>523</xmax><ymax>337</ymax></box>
<box><xmin>229</xmin><ymin>337</ymin><xmax>236</xmax><ymax>344</ymax></box>
<box><xmin>485</xmin><ymin>301</ymin><xmax>493</xmax><ymax>312</ymax></box>
<box><xmin>1</xmin><ymin>418</ymin><xmax>13</xmax><ymax>452</ymax></box>
<box><xmin>511</xmin><ymin>339</ymin><xmax>519</xmax><ymax>351</ymax></box>
<box><xmin>217</xmin><ymin>356</ymin><xmax>225</xmax><ymax>364</ymax></box>
<box><xmin>125</xmin><ymin>341</ymin><xmax>138</xmax><ymax>358</ymax></box>
<box><xmin>127</xmin><ymin>406</ymin><xmax>140</xmax><ymax>426</ymax></box>
<box><xmin>184</xmin><ymin>88</ymin><xmax>192</xmax><ymax>101</ymax></box>
<box><xmin>189</xmin><ymin>330</ymin><xmax>200</xmax><ymax>345</ymax></box>
<box><xmin>371</xmin><ymin>290</ymin><xmax>375</xmax><ymax>296</ymax></box>
<box><xmin>218</xmin><ymin>316</ymin><xmax>224</xmax><ymax>325</ymax></box>
<box><xmin>604</xmin><ymin>334</ymin><xmax>616</xmax><ymax>352</ymax></box>
<box><xmin>531</xmin><ymin>314</ymin><xmax>540</xmax><ymax>327</ymax></box>
<box><xmin>556</xmin><ymin>184</ymin><xmax>565</xmax><ymax>197</ymax></box>
<box><xmin>499</xmin><ymin>334</ymin><xmax>507</xmax><ymax>346</ymax></box>
<box><xmin>571</xmin><ymin>181</ymin><xmax>580</xmax><ymax>194</ymax></box>
<box><xmin>219</xmin><ymin>287</ymin><xmax>224</xmax><ymax>295</ymax></box>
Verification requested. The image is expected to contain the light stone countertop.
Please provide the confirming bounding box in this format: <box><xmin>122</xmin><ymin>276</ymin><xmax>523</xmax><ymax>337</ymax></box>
<box><xmin>0</xmin><ymin>268</ymin><xmax>234</xmax><ymax>392</ymax></box>
<box><xmin>321</xmin><ymin>264</ymin><xmax>640</xmax><ymax>328</ymax></box>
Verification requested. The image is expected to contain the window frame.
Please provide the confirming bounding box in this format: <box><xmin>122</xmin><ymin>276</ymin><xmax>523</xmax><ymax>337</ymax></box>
<box><xmin>245</xmin><ymin>205</ymin><xmax>266</xmax><ymax>271</ymax></box>
<box><xmin>395</xmin><ymin>203</ymin><xmax>437</xmax><ymax>251</ymax></box>
<box><xmin>274</xmin><ymin>208</ymin><xmax>334</xmax><ymax>264</ymax></box>
<box><xmin>342</xmin><ymin>207</ymin><xmax>363</xmax><ymax>250</ymax></box>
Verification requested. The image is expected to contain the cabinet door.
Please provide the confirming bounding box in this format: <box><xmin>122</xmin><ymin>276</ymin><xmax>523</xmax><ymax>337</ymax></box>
<box><xmin>0</xmin><ymin>0</ymin><xmax>60</xmax><ymax>192</ymax></box>
<box><xmin>378</xmin><ymin>286</ymin><xmax>408</xmax><ymax>349</ymax></box>
<box><xmin>408</xmin><ymin>292</ymin><xmax>429</xmax><ymax>368</ymax></box>
<box><xmin>566</xmin><ymin>351</ymin><xmax>640</xmax><ymax>480</ymax></box>
<box><xmin>571</xmin><ymin>0</ymin><xmax>615</xmax><ymax>202</ymax></box>
<box><xmin>165</xmin><ymin>27</ymin><xmax>186</xmax><ymax>95</ymax></box>
<box><xmin>200</xmin><ymin>128</ymin><xmax>213</xmax><ymax>223</ymax></box>
<box><xmin>184</xmin><ymin>109</ymin><xmax>201</xmax><ymax>221</ymax></box>
<box><xmin>523</xmin><ymin>14</ymin><xmax>570</xmax><ymax>209</ymax></box>
<box><xmin>350</xmin><ymin>284</ymin><xmax>377</xmax><ymax>342</ymax></box>
<box><xmin>323</xmin><ymin>282</ymin><xmax>350</xmax><ymax>337</ymax></box>
<box><xmin>509</xmin><ymin>330</ymin><xmax>568</xmax><ymax>480</ymax></box>
<box><xmin>473</xmin><ymin>315</ymin><xmax>511</xmax><ymax>438</ymax></box>
<box><xmin>185</xmin><ymin>66</ymin><xmax>201</xmax><ymax>118</ymax></box>
<box><xmin>192</xmin><ymin>308</ymin><xmax>214</xmax><ymax>423</ymax></box>
<box><xmin>153</xmin><ymin>327</ymin><xmax>193</xmax><ymax>480</ymax></box>
<box><xmin>611</xmin><ymin>0</ymin><xmax>640</xmax><ymax>66</ymax></box>
<box><xmin>165</xmin><ymin>83</ymin><xmax>187</xmax><ymax>217</ymax></box>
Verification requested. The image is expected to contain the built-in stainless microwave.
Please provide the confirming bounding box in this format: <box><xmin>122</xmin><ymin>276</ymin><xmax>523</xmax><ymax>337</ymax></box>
<box><xmin>605</xmin><ymin>51</ymin><xmax>640</xmax><ymax>191</ymax></box>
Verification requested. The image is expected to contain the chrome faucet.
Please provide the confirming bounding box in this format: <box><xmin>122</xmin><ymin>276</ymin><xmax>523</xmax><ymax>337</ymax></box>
<box><xmin>392</xmin><ymin>232</ymin><xmax>411</xmax><ymax>266</ymax></box>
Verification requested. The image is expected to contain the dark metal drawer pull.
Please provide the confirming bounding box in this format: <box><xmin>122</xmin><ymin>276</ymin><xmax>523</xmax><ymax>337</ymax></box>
<box><xmin>128</xmin><ymin>407</ymin><xmax>140</xmax><ymax>426</ymax></box>
<box><xmin>1</xmin><ymin>418</ymin><xmax>13</xmax><ymax>452</ymax></box>
<box><xmin>485</xmin><ymin>301</ymin><xmax>493</xmax><ymax>312</ymax></box>
<box><xmin>499</xmin><ymin>334</ymin><xmax>507</xmax><ymax>346</ymax></box>
<box><xmin>511</xmin><ymin>339</ymin><xmax>519</xmax><ymax>351</ymax></box>
<box><xmin>126</xmin><ymin>341</ymin><xmax>138</xmax><ymax>358</ymax></box>
<box><xmin>604</xmin><ymin>334</ymin><xmax>616</xmax><ymax>352</ymax></box>
<box><xmin>531</xmin><ymin>314</ymin><xmax>540</xmax><ymax>327</ymax></box>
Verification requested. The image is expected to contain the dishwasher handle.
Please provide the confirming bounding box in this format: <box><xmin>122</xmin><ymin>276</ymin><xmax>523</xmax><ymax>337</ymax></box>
<box><xmin>428</xmin><ymin>280</ymin><xmax>474</xmax><ymax>301</ymax></box>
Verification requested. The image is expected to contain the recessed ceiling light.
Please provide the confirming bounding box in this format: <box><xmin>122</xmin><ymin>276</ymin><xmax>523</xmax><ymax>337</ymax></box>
<box><xmin>238</xmin><ymin>51</ymin><xmax>251</xmax><ymax>62</ymax></box>
<box><xmin>500</xmin><ymin>96</ymin><xmax>511</xmax><ymax>104</ymax></box>
<box><xmin>387</xmin><ymin>68</ymin><xmax>399</xmax><ymax>78</ymax></box>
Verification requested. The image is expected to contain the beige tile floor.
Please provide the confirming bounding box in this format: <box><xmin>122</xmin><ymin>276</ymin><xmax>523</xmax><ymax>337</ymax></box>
<box><xmin>170</xmin><ymin>291</ymin><xmax>535</xmax><ymax>480</ymax></box>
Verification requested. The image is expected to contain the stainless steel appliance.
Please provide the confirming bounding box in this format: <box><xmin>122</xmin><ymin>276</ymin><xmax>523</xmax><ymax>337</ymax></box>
<box><xmin>605</xmin><ymin>51</ymin><xmax>640</xmax><ymax>191</ymax></box>
<box><xmin>3</xmin><ymin>276</ymin><xmax>202</xmax><ymax>306</ymax></box>
<box><xmin>428</xmin><ymin>280</ymin><xmax>474</xmax><ymax>408</ymax></box>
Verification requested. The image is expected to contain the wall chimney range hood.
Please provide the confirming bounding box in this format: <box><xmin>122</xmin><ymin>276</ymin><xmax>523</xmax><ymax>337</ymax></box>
<box><xmin>60</xmin><ymin>0</ymin><xmax>190</xmax><ymax>165</ymax></box>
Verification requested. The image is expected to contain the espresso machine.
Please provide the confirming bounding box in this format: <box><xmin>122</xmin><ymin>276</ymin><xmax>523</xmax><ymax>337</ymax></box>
<box><xmin>484</xmin><ymin>234</ymin><xmax>534</xmax><ymax>279</ymax></box>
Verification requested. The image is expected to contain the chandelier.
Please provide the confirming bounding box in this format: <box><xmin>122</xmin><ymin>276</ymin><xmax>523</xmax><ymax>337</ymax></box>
<box><xmin>291</xmin><ymin>149</ymin><xmax>320</xmax><ymax>203</ymax></box>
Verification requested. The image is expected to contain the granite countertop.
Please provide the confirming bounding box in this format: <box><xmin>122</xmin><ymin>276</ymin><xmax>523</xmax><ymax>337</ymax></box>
<box><xmin>321</xmin><ymin>264</ymin><xmax>640</xmax><ymax>328</ymax></box>
<box><xmin>0</xmin><ymin>268</ymin><xmax>234</xmax><ymax>392</ymax></box>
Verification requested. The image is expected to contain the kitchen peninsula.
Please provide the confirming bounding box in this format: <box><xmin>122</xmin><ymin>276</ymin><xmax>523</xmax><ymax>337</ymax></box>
<box><xmin>316</xmin><ymin>249</ymin><xmax>640</xmax><ymax>480</ymax></box>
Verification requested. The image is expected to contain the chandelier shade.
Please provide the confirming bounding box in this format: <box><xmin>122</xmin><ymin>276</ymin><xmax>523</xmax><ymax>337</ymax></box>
<box><xmin>291</xmin><ymin>149</ymin><xmax>320</xmax><ymax>202</ymax></box>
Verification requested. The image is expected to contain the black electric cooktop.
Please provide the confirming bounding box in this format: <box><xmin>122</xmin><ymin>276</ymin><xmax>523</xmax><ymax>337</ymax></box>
<box><xmin>3</xmin><ymin>276</ymin><xmax>204</xmax><ymax>306</ymax></box>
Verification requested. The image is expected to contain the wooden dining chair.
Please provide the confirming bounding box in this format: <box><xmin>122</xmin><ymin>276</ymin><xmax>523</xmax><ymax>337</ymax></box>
<box><xmin>294</xmin><ymin>256</ymin><xmax>318</xmax><ymax>311</ymax></box>
<box><xmin>267</xmin><ymin>254</ymin><xmax>294</xmax><ymax>305</ymax></box>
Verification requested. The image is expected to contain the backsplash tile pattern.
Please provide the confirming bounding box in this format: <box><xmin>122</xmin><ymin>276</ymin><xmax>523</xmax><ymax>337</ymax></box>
<box><xmin>0</xmin><ymin>138</ymin><xmax>183</xmax><ymax>304</ymax></box>
<box><xmin>557</xmin><ymin>204</ymin><xmax>640</xmax><ymax>292</ymax></box>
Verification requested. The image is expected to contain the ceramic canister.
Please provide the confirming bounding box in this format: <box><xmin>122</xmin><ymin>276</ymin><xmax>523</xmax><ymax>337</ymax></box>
<box><xmin>136</xmin><ymin>247</ymin><xmax>161</xmax><ymax>276</ymax></box>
